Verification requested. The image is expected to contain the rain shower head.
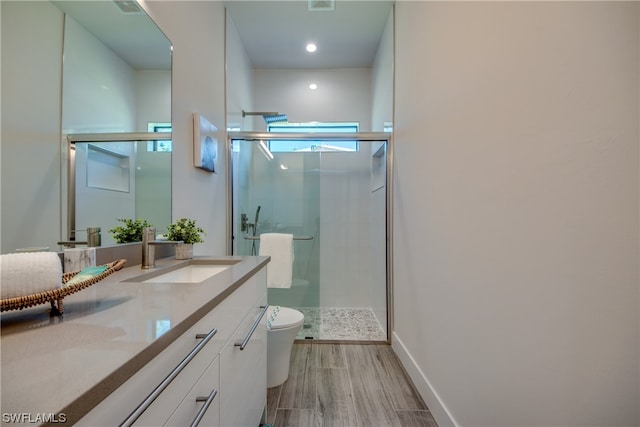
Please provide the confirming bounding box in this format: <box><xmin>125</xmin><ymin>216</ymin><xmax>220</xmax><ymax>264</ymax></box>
<box><xmin>263</xmin><ymin>114</ymin><xmax>288</xmax><ymax>124</ymax></box>
<box><xmin>242</xmin><ymin>110</ymin><xmax>288</xmax><ymax>125</ymax></box>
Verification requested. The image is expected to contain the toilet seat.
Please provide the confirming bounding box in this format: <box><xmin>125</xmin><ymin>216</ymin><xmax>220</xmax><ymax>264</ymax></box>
<box><xmin>267</xmin><ymin>306</ymin><xmax>304</xmax><ymax>330</ymax></box>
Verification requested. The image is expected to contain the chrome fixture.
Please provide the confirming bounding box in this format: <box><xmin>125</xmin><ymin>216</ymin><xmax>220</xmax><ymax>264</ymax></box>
<box><xmin>240</xmin><ymin>213</ymin><xmax>250</xmax><ymax>232</ymax></box>
<box><xmin>241</xmin><ymin>110</ymin><xmax>288</xmax><ymax>124</ymax></box>
<box><xmin>58</xmin><ymin>227</ymin><xmax>101</xmax><ymax>248</ymax></box>
<box><xmin>243</xmin><ymin>235</ymin><xmax>313</xmax><ymax>241</ymax></box>
<box><xmin>141</xmin><ymin>227</ymin><xmax>183</xmax><ymax>269</ymax></box>
<box><xmin>86</xmin><ymin>227</ymin><xmax>101</xmax><ymax>247</ymax></box>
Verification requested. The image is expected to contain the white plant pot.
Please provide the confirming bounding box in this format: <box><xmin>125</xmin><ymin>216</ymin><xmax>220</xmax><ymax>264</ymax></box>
<box><xmin>175</xmin><ymin>243</ymin><xmax>193</xmax><ymax>260</ymax></box>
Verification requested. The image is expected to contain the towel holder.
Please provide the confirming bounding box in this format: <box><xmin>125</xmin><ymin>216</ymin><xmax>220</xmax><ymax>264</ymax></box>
<box><xmin>243</xmin><ymin>236</ymin><xmax>313</xmax><ymax>241</ymax></box>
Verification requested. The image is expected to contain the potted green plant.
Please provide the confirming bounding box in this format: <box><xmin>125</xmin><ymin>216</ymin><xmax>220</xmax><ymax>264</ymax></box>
<box><xmin>166</xmin><ymin>218</ymin><xmax>206</xmax><ymax>259</ymax></box>
<box><xmin>109</xmin><ymin>218</ymin><xmax>153</xmax><ymax>243</ymax></box>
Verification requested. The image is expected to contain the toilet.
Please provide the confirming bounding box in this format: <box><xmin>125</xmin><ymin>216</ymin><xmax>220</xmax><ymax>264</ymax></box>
<box><xmin>266</xmin><ymin>305</ymin><xmax>304</xmax><ymax>388</ymax></box>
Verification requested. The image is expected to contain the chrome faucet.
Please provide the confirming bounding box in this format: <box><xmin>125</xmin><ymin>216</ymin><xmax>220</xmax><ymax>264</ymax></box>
<box><xmin>58</xmin><ymin>227</ymin><xmax>102</xmax><ymax>248</ymax></box>
<box><xmin>142</xmin><ymin>227</ymin><xmax>183</xmax><ymax>269</ymax></box>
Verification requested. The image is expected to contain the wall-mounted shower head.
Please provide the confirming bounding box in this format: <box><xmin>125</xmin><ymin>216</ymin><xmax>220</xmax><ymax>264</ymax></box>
<box><xmin>263</xmin><ymin>114</ymin><xmax>288</xmax><ymax>124</ymax></box>
<box><xmin>242</xmin><ymin>110</ymin><xmax>288</xmax><ymax>125</ymax></box>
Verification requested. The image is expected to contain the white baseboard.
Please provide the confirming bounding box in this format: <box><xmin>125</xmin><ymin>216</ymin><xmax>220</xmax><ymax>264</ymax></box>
<box><xmin>391</xmin><ymin>332</ymin><xmax>458</xmax><ymax>427</ymax></box>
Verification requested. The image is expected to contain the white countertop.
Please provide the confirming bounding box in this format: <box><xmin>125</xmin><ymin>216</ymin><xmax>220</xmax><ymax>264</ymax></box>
<box><xmin>0</xmin><ymin>255</ymin><xmax>269</xmax><ymax>425</ymax></box>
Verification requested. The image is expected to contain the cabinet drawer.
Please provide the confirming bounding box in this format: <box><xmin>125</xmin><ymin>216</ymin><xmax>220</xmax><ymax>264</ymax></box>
<box><xmin>164</xmin><ymin>356</ymin><xmax>220</xmax><ymax>427</ymax></box>
<box><xmin>132</xmin><ymin>327</ymin><xmax>218</xmax><ymax>426</ymax></box>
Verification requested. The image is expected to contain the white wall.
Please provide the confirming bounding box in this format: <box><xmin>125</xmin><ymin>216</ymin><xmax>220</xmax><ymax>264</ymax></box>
<box><xmin>136</xmin><ymin>70</ymin><xmax>171</xmax><ymax>131</ymax></box>
<box><xmin>226</xmin><ymin>12</ymin><xmax>255</xmax><ymax>132</ymax></box>
<box><xmin>371</xmin><ymin>7</ymin><xmax>394</xmax><ymax>132</ymax></box>
<box><xmin>62</xmin><ymin>16</ymin><xmax>136</xmax><ymax>134</ymax></box>
<box><xmin>135</xmin><ymin>144</ymin><xmax>172</xmax><ymax>238</ymax></box>
<box><xmin>0</xmin><ymin>1</ymin><xmax>63</xmax><ymax>252</ymax></box>
<box><xmin>142</xmin><ymin>0</ymin><xmax>227</xmax><ymax>256</ymax></box>
<box><xmin>253</xmin><ymin>68</ymin><xmax>372</xmax><ymax>131</ymax></box>
<box><xmin>226</xmin><ymin>10</ymin><xmax>256</xmax><ymax>256</ymax></box>
<box><xmin>63</xmin><ymin>11</ymin><xmax>171</xmax><ymax>134</ymax></box>
<box><xmin>135</xmin><ymin>71</ymin><xmax>172</xmax><ymax>236</ymax></box>
<box><xmin>393</xmin><ymin>2</ymin><xmax>639</xmax><ymax>427</ymax></box>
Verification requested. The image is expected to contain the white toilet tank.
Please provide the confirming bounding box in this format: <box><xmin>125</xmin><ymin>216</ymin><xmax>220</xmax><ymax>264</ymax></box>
<box><xmin>267</xmin><ymin>306</ymin><xmax>304</xmax><ymax>388</ymax></box>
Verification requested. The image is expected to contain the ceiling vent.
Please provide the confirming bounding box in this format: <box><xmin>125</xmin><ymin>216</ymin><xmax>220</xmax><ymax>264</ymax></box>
<box><xmin>113</xmin><ymin>0</ymin><xmax>144</xmax><ymax>15</ymax></box>
<box><xmin>308</xmin><ymin>0</ymin><xmax>335</xmax><ymax>12</ymax></box>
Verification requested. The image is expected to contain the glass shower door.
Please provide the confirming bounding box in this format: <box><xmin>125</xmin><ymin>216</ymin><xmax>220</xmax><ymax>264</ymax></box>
<box><xmin>232</xmin><ymin>139</ymin><xmax>321</xmax><ymax>321</ymax></box>
<box><xmin>230</xmin><ymin>135</ymin><xmax>389</xmax><ymax>341</ymax></box>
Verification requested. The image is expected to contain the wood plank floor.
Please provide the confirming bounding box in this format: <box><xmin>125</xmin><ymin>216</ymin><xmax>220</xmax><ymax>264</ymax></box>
<box><xmin>265</xmin><ymin>343</ymin><xmax>439</xmax><ymax>427</ymax></box>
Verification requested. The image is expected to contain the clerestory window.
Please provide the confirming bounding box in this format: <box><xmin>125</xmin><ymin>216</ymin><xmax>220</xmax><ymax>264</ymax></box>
<box><xmin>266</xmin><ymin>122</ymin><xmax>359</xmax><ymax>152</ymax></box>
<box><xmin>147</xmin><ymin>122</ymin><xmax>172</xmax><ymax>152</ymax></box>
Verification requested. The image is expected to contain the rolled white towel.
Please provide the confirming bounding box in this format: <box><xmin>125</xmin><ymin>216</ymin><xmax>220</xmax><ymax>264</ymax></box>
<box><xmin>1</xmin><ymin>252</ymin><xmax>62</xmax><ymax>299</ymax></box>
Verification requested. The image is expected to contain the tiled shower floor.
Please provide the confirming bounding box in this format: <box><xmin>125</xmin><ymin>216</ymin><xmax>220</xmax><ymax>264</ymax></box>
<box><xmin>292</xmin><ymin>307</ymin><xmax>386</xmax><ymax>341</ymax></box>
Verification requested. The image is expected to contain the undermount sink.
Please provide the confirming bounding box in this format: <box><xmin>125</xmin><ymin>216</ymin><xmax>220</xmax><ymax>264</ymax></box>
<box><xmin>143</xmin><ymin>265</ymin><xmax>230</xmax><ymax>283</ymax></box>
<box><xmin>125</xmin><ymin>260</ymin><xmax>240</xmax><ymax>284</ymax></box>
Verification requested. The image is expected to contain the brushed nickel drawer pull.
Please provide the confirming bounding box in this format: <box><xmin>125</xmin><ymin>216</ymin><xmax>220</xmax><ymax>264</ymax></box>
<box><xmin>190</xmin><ymin>388</ymin><xmax>218</xmax><ymax>427</ymax></box>
<box><xmin>235</xmin><ymin>305</ymin><xmax>269</xmax><ymax>351</ymax></box>
<box><xmin>120</xmin><ymin>327</ymin><xmax>218</xmax><ymax>427</ymax></box>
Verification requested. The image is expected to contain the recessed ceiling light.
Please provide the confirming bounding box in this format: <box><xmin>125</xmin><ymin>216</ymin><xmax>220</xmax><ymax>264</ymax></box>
<box><xmin>306</xmin><ymin>43</ymin><xmax>317</xmax><ymax>53</ymax></box>
<box><xmin>309</xmin><ymin>83</ymin><xmax>318</xmax><ymax>90</ymax></box>
<box><xmin>113</xmin><ymin>0</ymin><xmax>144</xmax><ymax>14</ymax></box>
<box><xmin>308</xmin><ymin>0</ymin><xmax>335</xmax><ymax>12</ymax></box>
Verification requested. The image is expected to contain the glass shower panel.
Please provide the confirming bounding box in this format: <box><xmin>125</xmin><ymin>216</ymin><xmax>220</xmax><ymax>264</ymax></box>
<box><xmin>232</xmin><ymin>140</ymin><xmax>321</xmax><ymax>312</ymax></box>
<box><xmin>231</xmin><ymin>137</ymin><xmax>388</xmax><ymax>341</ymax></box>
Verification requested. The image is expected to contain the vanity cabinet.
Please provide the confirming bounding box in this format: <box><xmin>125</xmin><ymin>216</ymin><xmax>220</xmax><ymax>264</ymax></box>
<box><xmin>77</xmin><ymin>267</ymin><xmax>267</xmax><ymax>427</ymax></box>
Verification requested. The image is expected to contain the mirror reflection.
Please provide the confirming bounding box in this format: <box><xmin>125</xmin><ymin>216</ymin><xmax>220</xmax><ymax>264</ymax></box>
<box><xmin>69</xmin><ymin>137</ymin><xmax>172</xmax><ymax>248</ymax></box>
<box><xmin>52</xmin><ymin>1</ymin><xmax>172</xmax><ymax>247</ymax></box>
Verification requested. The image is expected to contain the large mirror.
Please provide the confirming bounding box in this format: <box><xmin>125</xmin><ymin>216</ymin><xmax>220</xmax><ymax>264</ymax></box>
<box><xmin>52</xmin><ymin>1</ymin><xmax>172</xmax><ymax>247</ymax></box>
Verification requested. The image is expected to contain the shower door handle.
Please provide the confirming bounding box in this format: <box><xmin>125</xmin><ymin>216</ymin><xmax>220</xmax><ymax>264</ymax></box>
<box><xmin>235</xmin><ymin>305</ymin><xmax>269</xmax><ymax>351</ymax></box>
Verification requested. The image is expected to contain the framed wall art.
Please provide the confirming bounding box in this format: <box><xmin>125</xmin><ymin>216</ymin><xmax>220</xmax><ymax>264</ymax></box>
<box><xmin>193</xmin><ymin>113</ymin><xmax>218</xmax><ymax>173</ymax></box>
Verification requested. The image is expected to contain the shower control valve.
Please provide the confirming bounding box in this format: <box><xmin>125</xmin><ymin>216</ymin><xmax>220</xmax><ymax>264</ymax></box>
<box><xmin>241</xmin><ymin>213</ymin><xmax>249</xmax><ymax>232</ymax></box>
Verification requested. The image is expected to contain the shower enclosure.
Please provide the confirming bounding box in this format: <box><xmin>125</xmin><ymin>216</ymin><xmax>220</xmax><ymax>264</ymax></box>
<box><xmin>228</xmin><ymin>132</ymin><xmax>391</xmax><ymax>342</ymax></box>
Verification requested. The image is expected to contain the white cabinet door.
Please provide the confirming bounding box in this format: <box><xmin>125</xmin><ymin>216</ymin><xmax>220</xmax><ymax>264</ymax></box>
<box><xmin>219</xmin><ymin>304</ymin><xmax>267</xmax><ymax>427</ymax></box>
